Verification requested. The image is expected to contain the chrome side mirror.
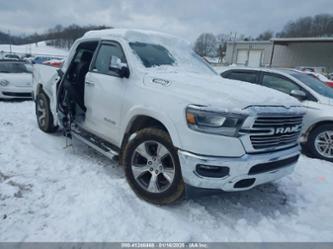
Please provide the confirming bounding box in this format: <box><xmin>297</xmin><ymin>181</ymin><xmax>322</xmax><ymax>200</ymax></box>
<box><xmin>290</xmin><ymin>89</ymin><xmax>307</xmax><ymax>101</ymax></box>
<box><xmin>109</xmin><ymin>56</ymin><xmax>130</xmax><ymax>78</ymax></box>
<box><xmin>109</xmin><ymin>56</ymin><xmax>123</xmax><ymax>70</ymax></box>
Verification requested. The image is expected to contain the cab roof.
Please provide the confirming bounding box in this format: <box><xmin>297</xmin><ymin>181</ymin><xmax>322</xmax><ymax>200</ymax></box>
<box><xmin>83</xmin><ymin>28</ymin><xmax>179</xmax><ymax>41</ymax></box>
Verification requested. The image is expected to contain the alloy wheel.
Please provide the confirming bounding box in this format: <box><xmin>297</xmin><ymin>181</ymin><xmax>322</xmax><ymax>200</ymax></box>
<box><xmin>36</xmin><ymin>97</ymin><xmax>47</xmax><ymax>127</ymax></box>
<box><xmin>131</xmin><ymin>141</ymin><xmax>175</xmax><ymax>193</ymax></box>
<box><xmin>314</xmin><ymin>130</ymin><xmax>333</xmax><ymax>159</ymax></box>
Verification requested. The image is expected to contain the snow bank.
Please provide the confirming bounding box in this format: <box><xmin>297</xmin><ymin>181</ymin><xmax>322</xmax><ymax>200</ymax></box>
<box><xmin>0</xmin><ymin>101</ymin><xmax>333</xmax><ymax>242</ymax></box>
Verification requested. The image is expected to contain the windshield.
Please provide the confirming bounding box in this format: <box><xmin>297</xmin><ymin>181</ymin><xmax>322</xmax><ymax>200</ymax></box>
<box><xmin>0</xmin><ymin>62</ymin><xmax>29</xmax><ymax>73</ymax></box>
<box><xmin>129</xmin><ymin>41</ymin><xmax>216</xmax><ymax>75</ymax></box>
<box><xmin>289</xmin><ymin>71</ymin><xmax>333</xmax><ymax>99</ymax></box>
<box><xmin>129</xmin><ymin>42</ymin><xmax>175</xmax><ymax>68</ymax></box>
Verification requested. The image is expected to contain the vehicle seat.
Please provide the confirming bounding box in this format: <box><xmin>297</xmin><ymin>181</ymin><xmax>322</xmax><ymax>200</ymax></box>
<box><xmin>76</xmin><ymin>51</ymin><xmax>93</xmax><ymax>86</ymax></box>
<box><xmin>72</xmin><ymin>51</ymin><xmax>92</xmax><ymax>112</ymax></box>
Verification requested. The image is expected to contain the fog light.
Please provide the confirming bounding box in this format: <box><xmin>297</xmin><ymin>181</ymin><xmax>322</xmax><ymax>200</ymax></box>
<box><xmin>196</xmin><ymin>164</ymin><xmax>229</xmax><ymax>178</ymax></box>
<box><xmin>234</xmin><ymin>178</ymin><xmax>256</xmax><ymax>188</ymax></box>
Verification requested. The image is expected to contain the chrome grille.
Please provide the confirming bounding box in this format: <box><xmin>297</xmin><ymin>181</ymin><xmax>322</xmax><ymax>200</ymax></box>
<box><xmin>249</xmin><ymin>115</ymin><xmax>303</xmax><ymax>151</ymax></box>
<box><xmin>252</xmin><ymin>116</ymin><xmax>304</xmax><ymax>128</ymax></box>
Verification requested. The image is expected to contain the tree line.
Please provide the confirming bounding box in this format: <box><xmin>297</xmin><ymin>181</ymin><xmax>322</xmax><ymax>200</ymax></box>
<box><xmin>194</xmin><ymin>13</ymin><xmax>333</xmax><ymax>58</ymax></box>
<box><xmin>0</xmin><ymin>24</ymin><xmax>111</xmax><ymax>49</ymax></box>
<box><xmin>1</xmin><ymin>13</ymin><xmax>333</xmax><ymax>56</ymax></box>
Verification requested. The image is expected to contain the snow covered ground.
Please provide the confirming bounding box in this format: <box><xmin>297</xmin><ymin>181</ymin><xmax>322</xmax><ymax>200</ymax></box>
<box><xmin>0</xmin><ymin>42</ymin><xmax>68</xmax><ymax>57</ymax></box>
<box><xmin>0</xmin><ymin>100</ymin><xmax>333</xmax><ymax>242</ymax></box>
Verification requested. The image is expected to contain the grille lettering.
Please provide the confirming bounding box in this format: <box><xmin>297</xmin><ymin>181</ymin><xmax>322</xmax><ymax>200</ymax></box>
<box><xmin>274</xmin><ymin>124</ymin><xmax>302</xmax><ymax>135</ymax></box>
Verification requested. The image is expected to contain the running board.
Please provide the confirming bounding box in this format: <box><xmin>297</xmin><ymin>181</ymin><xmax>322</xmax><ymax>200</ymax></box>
<box><xmin>71</xmin><ymin>125</ymin><xmax>119</xmax><ymax>161</ymax></box>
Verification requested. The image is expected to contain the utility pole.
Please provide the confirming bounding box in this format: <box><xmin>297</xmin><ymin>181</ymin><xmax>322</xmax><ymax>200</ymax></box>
<box><xmin>8</xmin><ymin>30</ymin><xmax>12</xmax><ymax>54</ymax></box>
<box><xmin>231</xmin><ymin>32</ymin><xmax>237</xmax><ymax>65</ymax></box>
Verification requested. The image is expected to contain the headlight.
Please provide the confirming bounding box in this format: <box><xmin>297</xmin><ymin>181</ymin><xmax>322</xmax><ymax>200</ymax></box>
<box><xmin>186</xmin><ymin>105</ymin><xmax>247</xmax><ymax>136</ymax></box>
<box><xmin>0</xmin><ymin>79</ymin><xmax>10</xmax><ymax>86</ymax></box>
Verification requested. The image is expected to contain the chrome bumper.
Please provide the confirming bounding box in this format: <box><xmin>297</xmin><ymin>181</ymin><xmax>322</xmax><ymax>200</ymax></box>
<box><xmin>178</xmin><ymin>146</ymin><xmax>300</xmax><ymax>191</ymax></box>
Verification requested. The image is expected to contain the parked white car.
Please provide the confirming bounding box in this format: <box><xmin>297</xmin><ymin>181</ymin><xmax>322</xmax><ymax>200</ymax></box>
<box><xmin>3</xmin><ymin>53</ymin><xmax>20</xmax><ymax>61</ymax></box>
<box><xmin>32</xmin><ymin>29</ymin><xmax>305</xmax><ymax>204</ymax></box>
<box><xmin>0</xmin><ymin>60</ymin><xmax>33</xmax><ymax>99</ymax></box>
<box><xmin>220</xmin><ymin>67</ymin><xmax>333</xmax><ymax>162</ymax></box>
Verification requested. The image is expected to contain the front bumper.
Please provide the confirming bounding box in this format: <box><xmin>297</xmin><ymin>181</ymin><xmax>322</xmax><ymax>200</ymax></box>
<box><xmin>178</xmin><ymin>145</ymin><xmax>300</xmax><ymax>191</ymax></box>
<box><xmin>0</xmin><ymin>86</ymin><xmax>33</xmax><ymax>99</ymax></box>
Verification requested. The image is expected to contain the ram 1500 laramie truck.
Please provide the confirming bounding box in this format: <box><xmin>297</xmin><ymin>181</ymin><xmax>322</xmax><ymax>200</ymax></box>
<box><xmin>33</xmin><ymin>29</ymin><xmax>305</xmax><ymax>204</ymax></box>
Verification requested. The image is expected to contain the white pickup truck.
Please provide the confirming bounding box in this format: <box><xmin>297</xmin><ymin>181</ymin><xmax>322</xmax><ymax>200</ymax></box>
<box><xmin>32</xmin><ymin>29</ymin><xmax>305</xmax><ymax>204</ymax></box>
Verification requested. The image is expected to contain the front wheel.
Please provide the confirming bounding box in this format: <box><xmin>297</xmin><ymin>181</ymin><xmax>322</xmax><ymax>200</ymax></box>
<box><xmin>123</xmin><ymin>128</ymin><xmax>184</xmax><ymax>205</ymax></box>
<box><xmin>35</xmin><ymin>91</ymin><xmax>57</xmax><ymax>133</ymax></box>
<box><xmin>307</xmin><ymin>124</ymin><xmax>333</xmax><ymax>162</ymax></box>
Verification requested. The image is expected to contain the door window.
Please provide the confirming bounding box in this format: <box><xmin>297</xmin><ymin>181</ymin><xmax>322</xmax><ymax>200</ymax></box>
<box><xmin>262</xmin><ymin>74</ymin><xmax>301</xmax><ymax>94</ymax></box>
<box><xmin>225</xmin><ymin>71</ymin><xmax>258</xmax><ymax>83</ymax></box>
<box><xmin>93</xmin><ymin>43</ymin><xmax>127</xmax><ymax>76</ymax></box>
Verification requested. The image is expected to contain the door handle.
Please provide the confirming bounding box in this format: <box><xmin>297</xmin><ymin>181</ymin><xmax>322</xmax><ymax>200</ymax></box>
<box><xmin>85</xmin><ymin>81</ymin><xmax>95</xmax><ymax>87</ymax></box>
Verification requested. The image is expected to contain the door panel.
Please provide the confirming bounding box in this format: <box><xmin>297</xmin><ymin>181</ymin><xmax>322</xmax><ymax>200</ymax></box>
<box><xmin>236</xmin><ymin>50</ymin><xmax>248</xmax><ymax>65</ymax></box>
<box><xmin>84</xmin><ymin>72</ymin><xmax>126</xmax><ymax>145</ymax></box>
<box><xmin>248</xmin><ymin>50</ymin><xmax>262</xmax><ymax>67</ymax></box>
<box><xmin>83</xmin><ymin>42</ymin><xmax>129</xmax><ymax>146</ymax></box>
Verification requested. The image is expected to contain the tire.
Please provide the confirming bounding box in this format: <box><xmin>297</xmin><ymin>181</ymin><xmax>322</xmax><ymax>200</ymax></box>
<box><xmin>122</xmin><ymin>128</ymin><xmax>185</xmax><ymax>205</ymax></box>
<box><xmin>35</xmin><ymin>91</ymin><xmax>57</xmax><ymax>133</ymax></box>
<box><xmin>306</xmin><ymin>124</ymin><xmax>333</xmax><ymax>162</ymax></box>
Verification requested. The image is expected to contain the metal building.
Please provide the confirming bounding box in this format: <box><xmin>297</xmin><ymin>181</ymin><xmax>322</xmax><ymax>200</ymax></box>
<box><xmin>225</xmin><ymin>37</ymin><xmax>333</xmax><ymax>73</ymax></box>
<box><xmin>225</xmin><ymin>41</ymin><xmax>272</xmax><ymax>67</ymax></box>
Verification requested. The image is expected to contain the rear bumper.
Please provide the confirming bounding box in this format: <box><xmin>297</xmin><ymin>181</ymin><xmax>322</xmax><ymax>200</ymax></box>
<box><xmin>178</xmin><ymin>145</ymin><xmax>300</xmax><ymax>191</ymax></box>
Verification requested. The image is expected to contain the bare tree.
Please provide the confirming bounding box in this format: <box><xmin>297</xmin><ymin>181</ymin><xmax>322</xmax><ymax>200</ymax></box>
<box><xmin>194</xmin><ymin>33</ymin><xmax>218</xmax><ymax>57</ymax></box>
<box><xmin>277</xmin><ymin>14</ymin><xmax>333</xmax><ymax>37</ymax></box>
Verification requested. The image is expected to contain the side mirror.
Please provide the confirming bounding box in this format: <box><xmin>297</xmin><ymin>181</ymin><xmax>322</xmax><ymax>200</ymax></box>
<box><xmin>119</xmin><ymin>66</ymin><xmax>130</xmax><ymax>78</ymax></box>
<box><xmin>109</xmin><ymin>56</ymin><xmax>130</xmax><ymax>78</ymax></box>
<box><xmin>290</xmin><ymin>89</ymin><xmax>307</xmax><ymax>101</ymax></box>
<box><xmin>109</xmin><ymin>56</ymin><xmax>122</xmax><ymax>70</ymax></box>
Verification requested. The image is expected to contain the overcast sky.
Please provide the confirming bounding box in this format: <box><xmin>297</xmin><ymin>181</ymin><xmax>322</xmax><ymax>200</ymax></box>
<box><xmin>0</xmin><ymin>0</ymin><xmax>332</xmax><ymax>41</ymax></box>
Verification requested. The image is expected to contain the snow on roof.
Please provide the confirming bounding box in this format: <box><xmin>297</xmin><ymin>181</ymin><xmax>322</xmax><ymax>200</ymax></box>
<box><xmin>83</xmin><ymin>28</ymin><xmax>189</xmax><ymax>45</ymax></box>
<box><xmin>226</xmin><ymin>40</ymin><xmax>271</xmax><ymax>45</ymax></box>
<box><xmin>272</xmin><ymin>37</ymin><xmax>333</xmax><ymax>44</ymax></box>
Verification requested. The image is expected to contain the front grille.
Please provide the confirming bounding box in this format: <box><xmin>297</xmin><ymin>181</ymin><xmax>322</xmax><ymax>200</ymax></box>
<box><xmin>253</xmin><ymin>116</ymin><xmax>304</xmax><ymax>128</ymax></box>
<box><xmin>249</xmin><ymin>115</ymin><xmax>303</xmax><ymax>151</ymax></box>
<box><xmin>2</xmin><ymin>92</ymin><xmax>32</xmax><ymax>97</ymax></box>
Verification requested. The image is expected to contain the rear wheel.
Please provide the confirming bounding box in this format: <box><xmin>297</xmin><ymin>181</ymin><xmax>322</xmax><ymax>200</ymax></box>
<box><xmin>307</xmin><ymin>124</ymin><xmax>333</xmax><ymax>162</ymax></box>
<box><xmin>123</xmin><ymin>128</ymin><xmax>184</xmax><ymax>205</ymax></box>
<box><xmin>35</xmin><ymin>91</ymin><xmax>57</xmax><ymax>133</ymax></box>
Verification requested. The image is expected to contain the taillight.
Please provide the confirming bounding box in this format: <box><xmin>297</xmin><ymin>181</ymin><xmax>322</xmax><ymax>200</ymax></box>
<box><xmin>326</xmin><ymin>81</ymin><xmax>333</xmax><ymax>88</ymax></box>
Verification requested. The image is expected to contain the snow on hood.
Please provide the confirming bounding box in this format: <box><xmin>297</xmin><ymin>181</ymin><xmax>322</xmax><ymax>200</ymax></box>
<box><xmin>144</xmin><ymin>71</ymin><xmax>301</xmax><ymax>112</ymax></box>
<box><xmin>0</xmin><ymin>72</ymin><xmax>32</xmax><ymax>87</ymax></box>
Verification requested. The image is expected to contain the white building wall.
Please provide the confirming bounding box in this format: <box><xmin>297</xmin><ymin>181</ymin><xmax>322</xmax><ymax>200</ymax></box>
<box><xmin>225</xmin><ymin>42</ymin><xmax>272</xmax><ymax>66</ymax></box>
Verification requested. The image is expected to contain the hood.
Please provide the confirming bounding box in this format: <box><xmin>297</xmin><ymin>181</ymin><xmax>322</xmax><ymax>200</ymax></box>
<box><xmin>311</xmin><ymin>94</ymin><xmax>333</xmax><ymax>108</ymax></box>
<box><xmin>0</xmin><ymin>73</ymin><xmax>32</xmax><ymax>87</ymax></box>
<box><xmin>143</xmin><ymin>71</ymin><xmax>301</xmax><ymax>112</ymax></box>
